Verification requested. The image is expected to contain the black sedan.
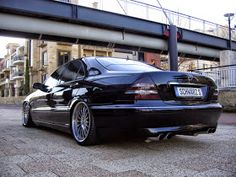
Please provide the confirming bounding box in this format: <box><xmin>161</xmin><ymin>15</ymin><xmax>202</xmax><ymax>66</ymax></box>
<box><xmin>22</xmin><ymin>57</ymin><xmax>222</xmax><ymax>145</ymax></box>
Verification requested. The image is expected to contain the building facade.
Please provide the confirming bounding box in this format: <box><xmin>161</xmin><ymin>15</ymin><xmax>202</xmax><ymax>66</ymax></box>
<box><xmin>0</xmin><ymin>40</ymin><xmax>113</xmax><ymax>97</ymax></box>
<box><xmin>0</xmin><ymin>43</ymin><xmax>25</xmax><ymax>97</ymax></box>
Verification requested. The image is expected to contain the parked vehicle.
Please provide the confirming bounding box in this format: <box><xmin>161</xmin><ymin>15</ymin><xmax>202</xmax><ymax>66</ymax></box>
<box><xmin>22</xmin><ymin>57</ymin><xmax>222</xmax><ymax>145</ymax></box>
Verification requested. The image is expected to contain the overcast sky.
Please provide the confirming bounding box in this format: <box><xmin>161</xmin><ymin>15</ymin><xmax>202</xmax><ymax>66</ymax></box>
<box><xmin>0</xmin><ymin>0</ymin><xmax>235</xmax><ymax>58</ymax></box>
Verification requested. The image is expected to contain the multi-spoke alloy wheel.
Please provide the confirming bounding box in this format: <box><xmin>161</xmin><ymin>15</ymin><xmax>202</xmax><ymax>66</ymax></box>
<box><xmin>22</xmin><ymin>102</ymin><xmax>34</xmax><ymax>127</ymax></box>
<box><xmin>71</xmin><ymin>102</ymin><xmax>97</xmax><ymax>145</ymax></box>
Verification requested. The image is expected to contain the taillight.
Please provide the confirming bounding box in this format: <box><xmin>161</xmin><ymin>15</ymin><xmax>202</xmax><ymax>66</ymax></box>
<box><xmin>125</xmin><ymin>77</ymin><xmax>160</xmax><ymax>100</ymax></box>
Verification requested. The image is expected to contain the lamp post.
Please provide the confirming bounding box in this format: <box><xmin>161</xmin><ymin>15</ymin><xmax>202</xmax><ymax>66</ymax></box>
<box><xmin>224</xmin><ymin>13</ymin><xmax>234</xmax><ymax>50</ymax></box>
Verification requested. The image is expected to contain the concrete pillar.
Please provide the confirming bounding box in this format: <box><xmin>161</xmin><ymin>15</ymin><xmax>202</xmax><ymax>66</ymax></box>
<box><xmin>9</xmin><ymin>84</ymin><xmax>12</xmax><ymax>97</ymax></box>
<box><xmin>15</xmin><ymin>87</ymin><xmax>20</xmax><ymax>97</ymax></box>
<box><xmin>220</xmin><ymin>50</ymin><xmax>236</xmax><ymax>87</ymax></box>
<box><xmin>219</xmin><ymin>50</ymin><xmax>236</xmax><ymax>111</ymax></box>
<box><xmin>220</xmin><ymin>50</ymin><xmax>236</xmax><ymax>66</ymax></box>
<box><xmin>15</xmin><ymin>80</ymin><xmax>21</xmax><ymax>97</ymax></box>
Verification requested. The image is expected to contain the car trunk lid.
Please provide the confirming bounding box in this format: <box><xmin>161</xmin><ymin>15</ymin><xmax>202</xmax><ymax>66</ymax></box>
<box><xmin>147</xmin><ymin>71</ymin><xmax>217</xmax><ymax>102</ymax></box>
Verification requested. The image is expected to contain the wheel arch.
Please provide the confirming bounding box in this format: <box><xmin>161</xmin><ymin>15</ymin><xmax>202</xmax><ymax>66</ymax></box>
<box><xmin>69</xmin><ymin>97</ymin><xmax>86</xmax><ymax>121</ymax></box>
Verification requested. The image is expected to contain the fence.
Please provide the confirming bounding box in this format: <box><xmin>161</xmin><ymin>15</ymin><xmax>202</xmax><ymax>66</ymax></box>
<box><xmin>190</xmin><ymin>65</ymin><xmax>236</xmax><ymax>89</ymax></box>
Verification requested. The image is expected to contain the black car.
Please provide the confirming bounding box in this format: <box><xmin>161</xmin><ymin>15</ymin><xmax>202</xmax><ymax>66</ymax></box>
<box><xmin>22</xmin><ymin>57</ymin><xmax>222</xmax><ymax>145</ymax></box>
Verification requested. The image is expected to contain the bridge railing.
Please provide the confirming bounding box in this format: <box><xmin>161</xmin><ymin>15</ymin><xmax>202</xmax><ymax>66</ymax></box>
<box><xmin>55</xmin><ymin>0</ymin><xmax>236</xmax><ymax>40</ymax></box>
<box><xmin>190</xmin><ymin>65</ymin><xmax>236</xmax><ymax>89</ymax></box>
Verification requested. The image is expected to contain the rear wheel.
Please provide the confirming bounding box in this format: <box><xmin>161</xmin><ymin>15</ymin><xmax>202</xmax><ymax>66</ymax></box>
<box><xmin>71</xmin><ymin>102</ymin><xmax>98</xmax><ymax>146</ymax></box>
<box><xmin>22</xmin><ymin>102</ymin><xmax>34</xmax><ymax>127</ymax></box>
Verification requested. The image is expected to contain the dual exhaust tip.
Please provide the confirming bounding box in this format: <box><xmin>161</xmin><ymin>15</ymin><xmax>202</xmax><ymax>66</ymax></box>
<box><xmin>157</xmin><ymin>133</ymin><xmax>174</xmax><ymax>140</ymax></box>
<box><xmin>157</xmin><ymin>128</ymin><xmax>216</xmax><ymax>139</ymax></box>
<box><xmin>146</xmin><ymin>128</ymin><xmax>216</xmax><ymax>141</ymax></box>
<box><xmin>207</xmin><ymin>128</ymin><xmax>216</xmax><ymax>134</ymax></box>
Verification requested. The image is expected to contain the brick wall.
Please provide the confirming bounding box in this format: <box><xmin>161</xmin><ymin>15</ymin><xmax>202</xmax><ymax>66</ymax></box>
<box><xmin>144</xmin><ymin>53</ymin><xmax>161</xmax><ymax>67</ymax></box>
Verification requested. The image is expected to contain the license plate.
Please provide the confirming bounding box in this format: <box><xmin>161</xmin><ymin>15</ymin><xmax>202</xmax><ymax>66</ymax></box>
<box><xmin>175</xmin><ymin>87</ymin><xmax>203</xmax><ymax>98</ymax></box>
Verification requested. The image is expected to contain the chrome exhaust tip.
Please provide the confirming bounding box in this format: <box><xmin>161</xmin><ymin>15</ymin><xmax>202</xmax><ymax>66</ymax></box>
<box><xmin>207</xmin><ymin>128</ymin><xmax>212</xmax><ymax>134</ymax></box>
<box><xmin>165</xmin><ymin>133</ymin><xmax>174</xmax><ymax>140</ymax></box>
<box><xmin>207</xmin><ymin>128</ymin><xmax>216</xmax><ymax>133</ymax></box>
<box><xmin>157</xmin><ymin>133</ymin><xmax>165</xmax><ymax>140</ymax></box>
<box><xmin>210</xmin><ymin>128</ymin><xmax>216</xmax><ymax>133</ymax></box>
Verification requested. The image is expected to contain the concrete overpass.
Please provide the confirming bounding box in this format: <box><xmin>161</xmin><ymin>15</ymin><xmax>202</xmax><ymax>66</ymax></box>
<box><xmin>0</xmin><ymin>0</ymin><xmax>235</xmax><ymax>61</ymax></box>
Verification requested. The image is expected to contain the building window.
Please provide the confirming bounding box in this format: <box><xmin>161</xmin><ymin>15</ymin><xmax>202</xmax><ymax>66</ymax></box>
<box><xmin>58</xmin><ymin>50</ymin><xmax>70</xmax><ymax>66</ymax></box>
<box><xmin>42</xmin><ymin>51</ymin><xmax>48</xmax><ymax>66</ymax></box>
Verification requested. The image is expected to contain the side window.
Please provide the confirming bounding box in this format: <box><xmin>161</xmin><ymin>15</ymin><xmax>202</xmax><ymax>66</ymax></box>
<box><xmin>76</xmin><ymin>60</ymin><xmax>85</xmax><ymax>79</ymax></box>
<box><xmin>44</xmin><ymin>66</ymin><xmax>64</xmax><ymax>88</ymax></box>
<box><xmin>59</xmin><ymin>60</ymin><xmax>85</xmax><ymax>83</ymax></box>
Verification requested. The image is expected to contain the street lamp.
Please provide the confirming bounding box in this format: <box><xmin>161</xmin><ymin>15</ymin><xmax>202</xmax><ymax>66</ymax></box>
<box><xmin>224</xmin><ymin>13</ymin><xmax>234</xmax><ymax>50</ymax></box>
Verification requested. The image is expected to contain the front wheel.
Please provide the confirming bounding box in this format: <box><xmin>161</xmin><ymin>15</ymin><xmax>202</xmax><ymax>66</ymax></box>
<box><xmin>71</xmin><ymin>102</ymin><xmax>98</xmax><ymax>146</ymax></box>
<box><xmin>22</xmin><ymin>102</ymin><xmax>34</xmax><ymax>127</ymax></box>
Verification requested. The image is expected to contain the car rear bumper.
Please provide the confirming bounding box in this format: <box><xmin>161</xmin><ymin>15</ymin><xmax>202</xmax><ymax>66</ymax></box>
<box><xmin>91</xmin><ymin>102</ymin><xmax>222</xmax><ymax>129</ymax></box>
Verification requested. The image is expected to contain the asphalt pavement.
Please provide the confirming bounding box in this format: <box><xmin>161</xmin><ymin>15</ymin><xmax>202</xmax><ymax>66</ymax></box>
<box><xmin>0</xmin><ymin>104</ymin><xmax>235</xmax><ymax>177</ymax></box>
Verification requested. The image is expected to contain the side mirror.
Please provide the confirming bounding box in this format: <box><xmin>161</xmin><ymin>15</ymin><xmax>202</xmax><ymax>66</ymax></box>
<box><xmin>33</xmin><ymin>83</ymin><xmax>49</xmax><ymax>92</ymax></box>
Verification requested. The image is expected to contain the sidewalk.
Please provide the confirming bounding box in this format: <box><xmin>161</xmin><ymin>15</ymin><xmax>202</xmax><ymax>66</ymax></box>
<box><xmin>218</xmin><ymin>112</ymin><xmax>236</xmax><ymax>126</ymax></box>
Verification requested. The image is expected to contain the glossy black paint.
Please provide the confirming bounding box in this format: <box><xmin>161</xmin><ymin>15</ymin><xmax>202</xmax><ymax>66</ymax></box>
<box><xmin>24</xmin><ymin>57</ymin><xmax>222</xmax><ymax>135</ymax></box>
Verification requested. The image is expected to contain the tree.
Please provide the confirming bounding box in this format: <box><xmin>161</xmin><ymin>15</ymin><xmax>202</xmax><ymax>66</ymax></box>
<box><xmin>24</xmin><ymin>57</ymin><xmax>30</xmax><ymax>95</ymax></box>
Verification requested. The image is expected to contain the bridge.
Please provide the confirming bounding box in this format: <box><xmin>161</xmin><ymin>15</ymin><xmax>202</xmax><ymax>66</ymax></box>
<box><xmin>0</xmin><ymin>0</ymin><xmax>235</xmax><ymax>62</ymax></box>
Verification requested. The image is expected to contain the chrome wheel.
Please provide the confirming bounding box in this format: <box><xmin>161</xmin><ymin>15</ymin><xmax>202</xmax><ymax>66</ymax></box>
<box><xmin>72</xmin><ymin>102</ymin><xmax>92</xmax><ymax>143</ymax></box>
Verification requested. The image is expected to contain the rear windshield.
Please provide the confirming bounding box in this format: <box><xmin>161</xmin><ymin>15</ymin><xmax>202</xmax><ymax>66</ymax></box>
<box><xmin>96</xmin><ymin>57</ymin><xmax>160</xmax><ymax>72</ymax></box>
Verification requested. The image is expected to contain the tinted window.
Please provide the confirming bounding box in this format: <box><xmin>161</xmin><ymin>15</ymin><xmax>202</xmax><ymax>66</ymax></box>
<box><xmin>44</xmin><ymin>65</ymin><xmax>65</xmax><ymax>88</ymax></box>
<box><xmin>59</xmin><ymin>60</ymin><xmax>85</xmax><ymax>83</ymax></box>
<box><xmin>96</xmin><ymin>57</ymin><xmax>159</xmax><ymax>72</ymax></box>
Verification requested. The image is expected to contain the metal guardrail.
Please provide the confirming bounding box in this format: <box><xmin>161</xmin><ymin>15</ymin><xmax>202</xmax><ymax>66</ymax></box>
<box><xmin>190</xmin><ymin>65</ymin><xmax>236</xmax><ymax>89</ymax></box>
<box><xmin>55</xmin><ymin>0</ymin><xmax>236</xmax><ymax>40</ymax></box>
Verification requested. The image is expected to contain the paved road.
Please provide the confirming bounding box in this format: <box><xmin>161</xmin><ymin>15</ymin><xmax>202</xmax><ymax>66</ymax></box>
<box><xmin>0</xmin><ymin>105</ymin><xmax>235</xmax><ymax>177</ymax></box>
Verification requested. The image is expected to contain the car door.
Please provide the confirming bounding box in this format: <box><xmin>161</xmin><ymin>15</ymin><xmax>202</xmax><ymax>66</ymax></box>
<box><xmin>30</xmin><ymin>66</ymin><xmax>63</xmax><ymax>123</ymax></box>
<box><xmin>46</xmin><ymin>60</ymin><xmax>86</xmax><ymax>127</ymax></box>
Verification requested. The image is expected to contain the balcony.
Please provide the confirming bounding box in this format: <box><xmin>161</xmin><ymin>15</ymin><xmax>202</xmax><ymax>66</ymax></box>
<box><xmin>12</xmin><ymin>55</ymin><xmax>24</xmax><ymax>66</ymax></box>
<box><xmin>11</xmin><ymin>71</ymin><xmax>24</xmax><ymax>80</ymax></box>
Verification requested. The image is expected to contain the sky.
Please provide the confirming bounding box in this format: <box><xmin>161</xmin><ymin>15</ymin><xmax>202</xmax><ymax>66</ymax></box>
<box><xmin>0</xmin><ymin>0</ymin><xmax>235</xmax><ymax>58</ymax></box>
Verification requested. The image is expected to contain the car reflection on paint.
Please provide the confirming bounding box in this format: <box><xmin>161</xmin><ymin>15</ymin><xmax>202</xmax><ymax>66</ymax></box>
<box><xmin>22</xmin><ymin>57</ymin><xmax>222</xmax><ymax>145</ymax></box>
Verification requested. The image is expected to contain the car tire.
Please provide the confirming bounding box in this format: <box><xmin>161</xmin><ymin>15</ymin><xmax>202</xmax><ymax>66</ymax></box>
<box><xmin>71</xmin><ymin>102</ymin><xmax>98</xmax><ymax>146</ymax></box>
<box><xmin>22</xmin><ymin>102</ymin><xmax>34</xmax><ymax>127</ymax></box>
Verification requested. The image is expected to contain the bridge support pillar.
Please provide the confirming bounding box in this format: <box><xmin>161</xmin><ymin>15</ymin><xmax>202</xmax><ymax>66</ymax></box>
<box><xmin>219</xmin><ymin>50</ymin><xmax>236</xmax><ymax>112</ymax></box>
<box><xmin>168</xmin><ymin>25</ymin><xmax>178</xmax><ymax>71</ymax></box>
<box><xmin>220</xmin><ymin>50</ymin><xmax>236</xmax><ymax>65</ymax></box>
